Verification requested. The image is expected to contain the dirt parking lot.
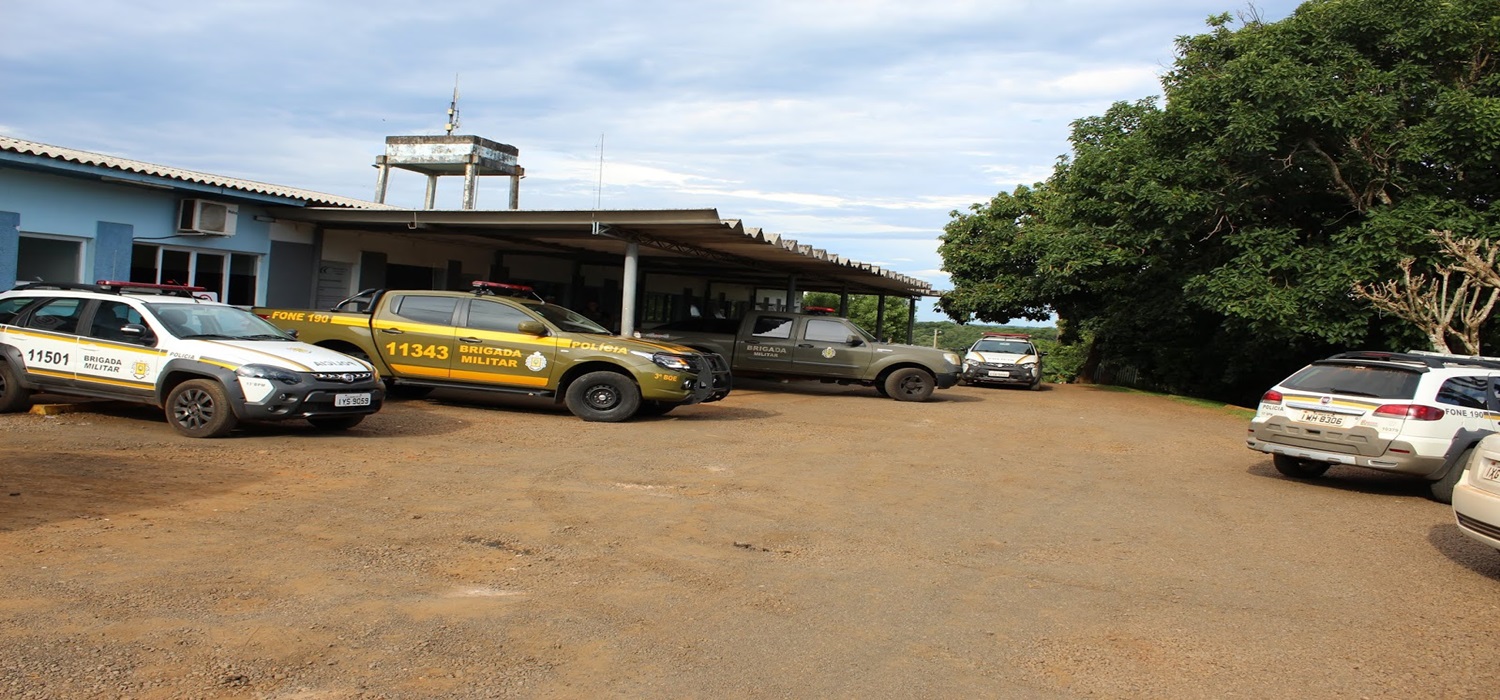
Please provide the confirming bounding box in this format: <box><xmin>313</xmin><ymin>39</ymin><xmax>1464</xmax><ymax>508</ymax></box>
<box><xmin>2</xmin><ymin>379</ymin><xmax>1499</xmax><ymax>699</ymax></box>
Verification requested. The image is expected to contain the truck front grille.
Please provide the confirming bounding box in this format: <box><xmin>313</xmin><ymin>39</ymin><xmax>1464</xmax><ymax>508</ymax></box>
<box><xmin>312</xmin><ymin>371</ymin><xmax>375</xmax><ymax>384</ymax></box>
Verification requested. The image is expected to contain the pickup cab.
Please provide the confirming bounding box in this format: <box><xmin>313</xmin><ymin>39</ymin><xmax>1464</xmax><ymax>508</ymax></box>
<box><xmin>252</xmin><ymin>282</ymin><xmax>731</xmax><ymax>422</ymax></box>
<box><xmin>635</xmin><ymin>309</ymin><xmax>961</xmax><ymax>401</ymax></box>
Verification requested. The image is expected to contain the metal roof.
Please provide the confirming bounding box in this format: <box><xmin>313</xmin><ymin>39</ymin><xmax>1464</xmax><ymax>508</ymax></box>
<box><xmin>269</xmin><ymin>206</ymin><xmax>935</xmax><ymax>297</ymax></box>
<box><xmin>0</xmin><ymin>135</ymin><xmax>387</xmax><ymax>209</ymax></box>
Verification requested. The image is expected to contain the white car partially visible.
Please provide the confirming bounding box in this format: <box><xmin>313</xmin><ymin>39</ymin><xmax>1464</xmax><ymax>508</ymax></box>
<box><xmin>1453</xmin><ymin>434</ymin><xmax>1500</xmax><ymax>550</ymax></box>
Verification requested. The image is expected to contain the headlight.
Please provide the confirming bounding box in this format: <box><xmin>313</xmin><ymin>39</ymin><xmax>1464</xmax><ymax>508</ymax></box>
<box><xmin>944</xmin><ymin>352</ymin><xmax>962</xmax><ymax>366</ymax></box>
<box><xmin>651</xmin><ymin>352</ymin><xmax>694</xmax><ymax>372</ymax></box>
<box><xmin>964</xmin><ymin>359</ymin><xmax>978</xmax><ymax>370</ymax></box>
<box><xmin>236</xmin><ymin>364</ymin><xmax>301</xmax><ymax>385</ymax></box>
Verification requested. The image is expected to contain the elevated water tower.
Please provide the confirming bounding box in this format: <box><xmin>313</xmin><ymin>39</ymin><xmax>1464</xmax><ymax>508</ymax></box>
<box><xmin>372</xmin><ymin>134</ymin><xmax>524</xmax><ymax>210</ymax></box>
<box><xmin>372</xmin><ymin>86</ymin><xmax>524</xmax><ymax>209</ymax></box>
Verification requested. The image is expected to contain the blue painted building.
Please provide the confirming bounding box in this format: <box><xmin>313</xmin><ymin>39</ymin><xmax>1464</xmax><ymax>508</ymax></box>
<box><xmin>0</xmin><ymin>135</ymin><xmax>379</xmax><ymax>305</ymax></box>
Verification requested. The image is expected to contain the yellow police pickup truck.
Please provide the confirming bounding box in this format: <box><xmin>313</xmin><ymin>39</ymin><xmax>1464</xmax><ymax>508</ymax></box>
<box><xmin>252</xmin><ymin>282</ymin><xmax>731</xmax><ymax>422</ymax></box>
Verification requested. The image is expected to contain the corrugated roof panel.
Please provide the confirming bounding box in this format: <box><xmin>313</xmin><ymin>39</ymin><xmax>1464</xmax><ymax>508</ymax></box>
<box><xmin>0</xmin><ymin>135</ymin><xmax>391</xmax><ymax>210</ymax></box>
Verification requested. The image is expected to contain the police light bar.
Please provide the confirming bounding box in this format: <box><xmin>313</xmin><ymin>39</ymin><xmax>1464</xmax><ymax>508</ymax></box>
<box><xmin>471</xmin><ymin>280</ymin><xmax>542</xmax><ymax>300</ymax></box>
<box><xmin>804</xmin><ymin>306</ymin><xmax>838</xmax><ymax>315</ymax></box>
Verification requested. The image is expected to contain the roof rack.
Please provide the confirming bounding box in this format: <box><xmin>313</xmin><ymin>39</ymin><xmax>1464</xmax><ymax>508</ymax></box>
<box><xmin>981</xmin><ymin>332</ymin><xmax>1031</xmax><ymax>339</ymax></box>
<box><xmin>96</xmin><ymin>280</ymin><xmax>209</xmax><ymax>298</ymax></box>
<box><xmin>1322</xmin><ymin>350</ymin><xmax>1500</xmax><ymax>371</ymax></box>
<box><xmin>10</xmin><ymin>280</ymin><xmax>209</xmax><ymax>299</ymax></box>
<box><xmin>10</xmin><ymin>282</ymin><xmax>101</xmax><ymax>293</ymax></box>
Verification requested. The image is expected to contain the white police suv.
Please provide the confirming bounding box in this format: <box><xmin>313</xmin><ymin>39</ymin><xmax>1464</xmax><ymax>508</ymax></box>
<box><xmin>1247</xmin><ymin>350</ymin><xmax>1500</xmax><ymax>503</ymax></box>
<box><xmin>0</xmin><ymin>281</ymin><xmax>384</xmax><ymax>437</ymax></box>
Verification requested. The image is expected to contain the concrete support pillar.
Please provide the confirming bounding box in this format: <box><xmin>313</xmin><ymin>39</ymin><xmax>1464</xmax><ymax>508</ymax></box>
<box><xmin>373</xmin><ymin>156</ymin><xmax>391</xmax><ymax>204</ymax></box>
<box><xmin>785</xmin><ymin>275</ymin><xmax>798</xmax><ymax>312</ymax></box>
<box><xmin>509</xmin><ymin>173</ymin><xmax>522</xmax><ymax>210</ymax></box>
<box><xmin>424</xmin><ymin>175</ymin><xmax>439</xmax><ymax>210</ymax></box>
<box><xmin>906</xmin><ymin>298</ymin><xmax>917</xmax><ymax>345</ymax></box>
<box><xmin>463</xmin><ymin>158</ymin><xmax>479</xmax><ymax>210</ymax></box>
<box><xmin>620</xmin><ymin>240</ymin><xmax>640</xmax><ymax>337</ymax></box>
<box><xmin>875</xmin><ymin>295</ymin><xmax>887</xmax><ymax>341</ymax></box>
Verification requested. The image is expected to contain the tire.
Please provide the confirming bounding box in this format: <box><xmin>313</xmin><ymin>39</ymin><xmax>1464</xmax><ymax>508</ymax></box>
<box><xmin>636</xmin><ymin>400</ymin><xmax>677</xmax><ymax>417</ymax></box>
<box><xmin>1429</xmin><ymin>447</ymin><xmax>1474</xmax><ymax>505</ymax></box>
<box><xmin>565</xmin><ymin>371</ymin><xmax>642</xmax><ymax>422</ymax></box>
<box><xmin>308</xmin><ymin>415</ymin><xmax>365</xmax><ymax>431</ymax></box>
<box><xmin>1029</xmin><ymin>379</ymin><xmax>1043</xmax><ymax>391</ymax></box>
<box><xmin>0</xmin><ymin>359</ymin><xmax>33</xmax><ymax>413</ymax></box>
<box><xmin>884</xmin><ymin>368</ymin><xmax>935</xmax><ymax>402</ymax></box>
<box><xmin>165</xmin><ymin>379</ymin><xmax>239</xmax><ymax>438</ymax></box>
<box><xmin>874</xmin><ymin>382</ymin><xmax>890</xmax><ymax>397</ymax></box>
<box><xmin>1272</xmin><ymin>453</ymin><xmax>1330</xmax><ymax>479</ymax></box>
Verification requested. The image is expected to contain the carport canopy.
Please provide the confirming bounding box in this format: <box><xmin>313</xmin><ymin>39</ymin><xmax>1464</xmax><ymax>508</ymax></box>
<box><xmin>266</xmin><ymin>206</ymin><xmax>935</xmax><ymax>335</ymax></box>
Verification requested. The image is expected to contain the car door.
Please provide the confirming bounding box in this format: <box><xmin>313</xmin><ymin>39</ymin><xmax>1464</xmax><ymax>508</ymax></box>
<box><xmin>372</xmin><ymin>294</ymin><xmax>459</xmax><ymax>380</ymax></box>
<box><xmin>9</xmin><ymin>296</ymin><xmax>87</xmax><ymax>389</ymax></box>
<box><xmin>734</xmin><ymin>314</ymin><xmax>796</xmax><ymax>374</ymax></box>
<box><xmin>453</xmin><ymin>297</ymin><xmax>558</xmax><ymax>389</ymax></box>
<box><xmin>791</xmin><ymin>318</ymin><xmax>873</xmax><ymax>380</ymax></box>
<box><xmin>76</xmin><ymin>299</ymin><xmax>160</xmax><ymax>400</ymax></box>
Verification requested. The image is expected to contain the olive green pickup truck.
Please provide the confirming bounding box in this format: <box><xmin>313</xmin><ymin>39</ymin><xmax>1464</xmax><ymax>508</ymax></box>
<box><xmin>634</xmin><ymin>310</ymin><xmax>961</xmax><ymax>401</ymax></box>
<box><xmin>253</xmin><ymin>282</ymin><xmax>731</xmax><ymax>422</ymax></box>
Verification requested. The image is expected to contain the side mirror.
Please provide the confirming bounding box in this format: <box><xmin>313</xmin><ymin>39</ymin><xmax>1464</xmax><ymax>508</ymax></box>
<box><xmin>286</xmin><ymin>328</ymin><xmax>299</xmax><ymax>339</ymax></box>
<box><xmin>517</xmin><ymin>320</ymin><xmax>548</xmax><ymax>336</ymax></box>
<box><xmin>846</xmin><ymin>335</ymin><xmax>864</xmax><ymax>347</ymax></box>
<box><xmin>120</xmin><ymin>323</ymin><xmax>155</xmax><ymax>346</ymax></box>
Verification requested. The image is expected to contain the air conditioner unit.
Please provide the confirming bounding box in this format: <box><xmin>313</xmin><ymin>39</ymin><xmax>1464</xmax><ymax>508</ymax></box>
<box><xmin>177</xmin><ymin>199</ymin><xmax>239</xmax><ymax>236</ymax></box>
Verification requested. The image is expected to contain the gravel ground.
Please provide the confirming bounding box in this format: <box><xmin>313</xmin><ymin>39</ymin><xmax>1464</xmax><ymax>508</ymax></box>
<box><xmin>1</xmin><ymin>379</ymin><xmax>1498</xmax><ymax>699</ymax></box>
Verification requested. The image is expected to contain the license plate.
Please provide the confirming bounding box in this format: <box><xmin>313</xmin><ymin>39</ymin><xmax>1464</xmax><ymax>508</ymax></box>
<box><xmin>1482</xmin><ymin>463</ymin><xmax>1500</xmax><ymax>483</ymax></box>
<box><xmin>335</xmin><ymin>393</ymin><xmax>371</xmax><ymax>407</ymax></box>
<box><xmin>987</xmin><ymin>370</ymin><xmax>1009</xmax><ymax>377</ymax></box>
<box><xmin>1298</xmin><ymin>410</ymin><xmax>1348</xmax><ymax>427</ymax></box>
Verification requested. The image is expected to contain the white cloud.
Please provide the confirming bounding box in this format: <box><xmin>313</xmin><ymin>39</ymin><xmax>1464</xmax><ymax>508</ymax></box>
<box><xmin>0</xmin><ymin>0</ymin><xmax>1306</xmax><ymax>319</ymax></box>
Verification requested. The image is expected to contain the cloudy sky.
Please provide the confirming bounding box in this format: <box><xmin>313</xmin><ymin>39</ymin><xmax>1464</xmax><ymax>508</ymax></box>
<box><xmin>1</xmin><ymin>0</ymin><xmax>1303</xmax><ymax>320</ymax></box>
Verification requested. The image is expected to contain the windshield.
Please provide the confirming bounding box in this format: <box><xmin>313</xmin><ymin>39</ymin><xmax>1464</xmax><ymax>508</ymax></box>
<box><xmin>147</xmin><ymin>303</ymin><xmax>295</xmax><ymax>341</ymax></box>
<box><xmin>973</xmin><ymin>339</ymin><xmax>1034</xmax><ymax>354</ymax></box>
<box><xmin>532</xmin><ymin>303</ymin><xmax>611</xmax><ymax>334</ymax></box>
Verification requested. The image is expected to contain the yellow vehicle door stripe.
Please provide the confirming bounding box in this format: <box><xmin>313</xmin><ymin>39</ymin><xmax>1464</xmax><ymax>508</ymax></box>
<box><xmin>389</xmin><ymin>362</ymin><xmax>449</xmax><ymax>379</ymax></box>
<box><xmin>448</xmin><ymin>368</ymin><xmax>549</xmax><ymax>386</ymax></box>
<box><xmin>78</xmin><ymin>340</ymin><xmax>169</xmax><ymax>356</ymax></box>
<box><xmin>75</xmin><ymin>373</ymin><xmax>155</xmax><ymax>390</ymax></box>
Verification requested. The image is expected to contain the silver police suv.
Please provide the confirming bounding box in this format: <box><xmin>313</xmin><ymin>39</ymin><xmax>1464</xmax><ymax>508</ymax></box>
<box><xmin>1246</xmin><ymin>350</ymin><xmax>1500</xmax><ymax>503</ymax></box>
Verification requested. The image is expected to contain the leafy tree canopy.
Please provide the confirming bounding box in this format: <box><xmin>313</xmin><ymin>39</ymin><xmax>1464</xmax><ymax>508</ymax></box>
<box><xmin>940</xmin><ymin>0</ymin><xmax>1500</xmax><ymax>404</ymax></box>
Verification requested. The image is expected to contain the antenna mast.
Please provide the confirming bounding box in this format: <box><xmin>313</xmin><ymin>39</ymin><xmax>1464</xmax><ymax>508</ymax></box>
<box><xmin>445</xmin><ymin>76</ymin><xmax>461</xmax><ymax>135</ymax></box>
<box><xmin>596</xmin><ymin>132</ymin><xmax>605</xmax><ymax>209</ymax></box>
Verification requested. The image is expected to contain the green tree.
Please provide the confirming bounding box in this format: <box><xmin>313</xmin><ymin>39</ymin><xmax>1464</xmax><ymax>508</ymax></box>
<box><xmin>940</xmin><ymin>0</ymin><xmax>1500</xmax><ymax>404</ymax></box>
